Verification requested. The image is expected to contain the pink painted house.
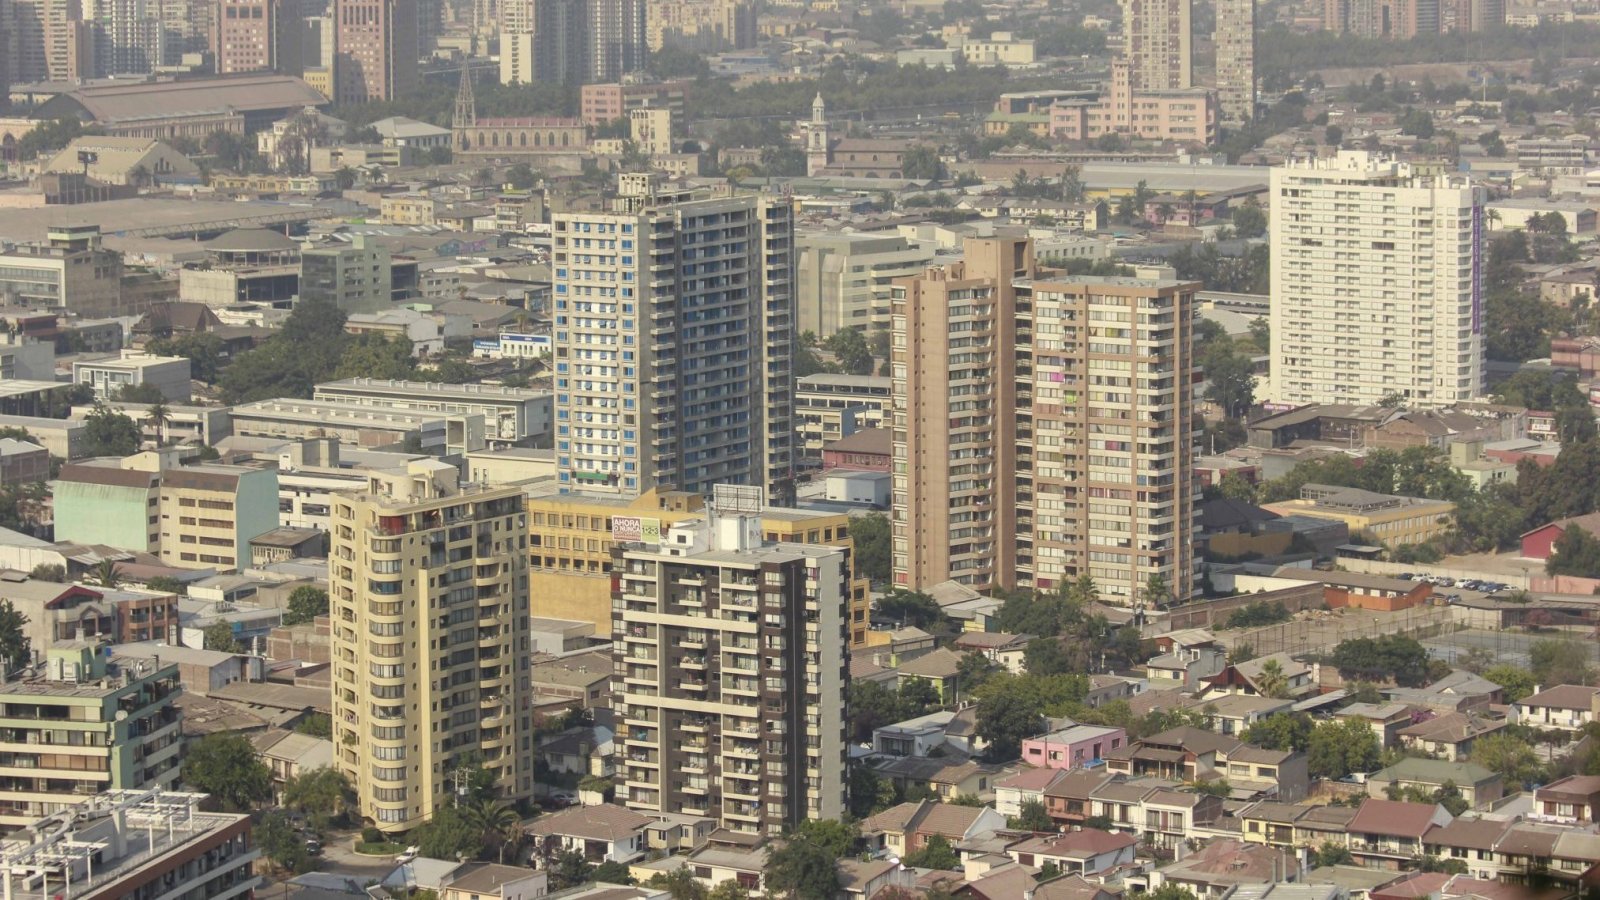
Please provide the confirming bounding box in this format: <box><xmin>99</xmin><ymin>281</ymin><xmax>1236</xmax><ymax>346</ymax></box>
<box><xmin>1022</xmin><ymin>723</ymin><xmax>1128</xmax><ymax>770</ymax></box>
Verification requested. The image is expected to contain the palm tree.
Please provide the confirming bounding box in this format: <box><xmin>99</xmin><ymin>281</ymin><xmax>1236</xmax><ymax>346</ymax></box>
<box><xmin>1141</xmin><ymin>573</ymin><xmax>1170</xmax><ymax>610</ymax></box>
<box><xmin>1256</xmin><ymin>659</ymin><xmax>1291</xmax><ymax>699</ymax></box>
<box><xmin>463</xmin><ymin>797</ymin><xmax>522</xmax><ymax>863</ymax></box>
<box><xmin>147</xmin><ymin>401</ymin><xmax>170</xmax><ymax>447</ymax></box>
<box><xmin>90</xmin><ymin>558</ymin><xmax>121</xmax><ymax>588</ymax></box>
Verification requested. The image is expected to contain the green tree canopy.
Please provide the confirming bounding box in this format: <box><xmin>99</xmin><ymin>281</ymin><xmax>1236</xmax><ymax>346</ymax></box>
<box><xmin>183</xmin><ymin>733</ymin><xmax>272</xmax><ymax>810</ymax></box>
<box><xmin>1547</xmin><ymin>526</ymin><xmax>1600</xmax><ymax>578</ymax></box>
<box><xmin>904</xmin><ymin>834</ymin><xmax>960</xmax><ymax>870</ymax></box>
<box><xmin>765</xmin><ymin>833</ymin><xmax>842</xmax><ymax>900</ymax></box>
<box><xmin>851</xmin><ymin>512</ymin><xmax>890</xmax><ymax>584</ymax></box>
<box><xmin>1328</xmin><ymin>635</ymin><xmax>1432</xmax><ymax>686</ymax></box>
<box><xmin>82</xmin><ymin>404</ymin><xmax>142</xmax><ymax>457</ymax></box>
<box><xmin>1307</xmin><ymin>717</ymin><xmax>1380</xmax><ymax>780</ymax></box>
<box><xmin>284</xmin><ymin>586</ymin><xmax>330</xmax><ymax>626</ymax></box>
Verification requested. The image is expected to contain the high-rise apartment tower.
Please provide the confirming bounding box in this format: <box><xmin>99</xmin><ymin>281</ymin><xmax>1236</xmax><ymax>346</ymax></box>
<box><xmin>611</xmin><ymin>514</ymin><xmax>848</xmax><ymax>835</ymax></box>
<box><xmin>329</xmin><ymin>461</ymin><xmax>533</xmax><ymax>833</ymax></box>
<box><xmin>1269</xmin><ymin>151</ymin><xmax>1485</xmax><ymax>408</ymax></box>
<box><xmin>332</xmin><ymin>0</ymin><xmax>415</xmax><ymax>103</ymax></box>
<box><xmin>1214</xmin><ymin>0</ymin><xmax>1254</xmax><ymax>124</ymax></box>
<box><xmin>891</xmin><ymin>238</ymin><xmax>1198</xmax><ymax>605</ymax></box>
<box><xmin>550</xmin><ymin>174</ymin><xmax>795</xmax><ymax>502</ymax></box>
<box><xmin>1121</xmin><ymin>0</ymin><xmax>1191</xmax><ymax>90</ymax></box>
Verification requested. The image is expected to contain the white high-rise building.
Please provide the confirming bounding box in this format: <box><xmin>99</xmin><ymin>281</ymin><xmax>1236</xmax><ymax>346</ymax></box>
<box><xmin>1269</xmin><ymin>151</ymin><xmax>1485</xmax><ymax>408</ymax></box>
<box><xmin>551</xmin><ymin>174</ymin><xmax>795</xmax><ymax>502</ymax></box>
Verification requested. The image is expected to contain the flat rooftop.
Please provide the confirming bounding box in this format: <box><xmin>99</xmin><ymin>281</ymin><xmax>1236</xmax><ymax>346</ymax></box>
<box><xmin>0</xmin><ymin>198</ymin><xmax>328</xmax><ymax>243</ymax></box>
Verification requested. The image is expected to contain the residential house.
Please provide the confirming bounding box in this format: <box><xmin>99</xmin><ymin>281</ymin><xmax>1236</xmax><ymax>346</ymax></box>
<box><xmin>1089</xmin><ymin>782</ymin><xmax>1224</xmax><ymax>850</ymax></box>
<box><xmin>873</xmin><ymin>757</ymin><xmax>1002</xmax><ymax>803</ymax></box>
<box><xmin>644</xmin><ymin>813</ymin><xmax>716</xmax><ymax>854</ymax></box>
<box><xmin>439</xmin><ymin>864</ymin><xmax>548</xmax><ymax>900</ymax></box>
<box><xmin>1512</xmin><ymin>685</ymin><xmax>1600</xmax><ymax>732</ymax></box>
<box><xmin>1397</xmin><ymin>712</ymin><xmax>1505</xmax><ymax>761</ymax></box>
<box><xmin>895</xmin><ymin>647</ymin><xmax>965</xmax><ymax>701</ymax></box>
<box><xmin>1335</xmin><ymin>703</ymin><xmax>1418</xmax><ymax>749</ymax></box>
<box><xmin>1203</xmin><ymin>694</ymin><xmax>1296</xmax><ymax>737</ymax></box>
<box><xmin>859</xmin><ymin>801</ymin><xmax>1009</xmax><ymax>858</ymax></box>
<box><xmin>1154</xmin><ymin>839</ymin><xmax>1306</xmax><ymax>898</ymax></box>
<box><xmin>1021</xmin><ymin>723</ymin><xmax>1128</xmax><ymax>770</ymax></box>
<box><xmin>1043</xmin><ymin>770</ymin><xmax>1119</xmax><ymax>826</ymax></box>
<box><xmin>1147</xmin><ymin>646</ymin><xmax>1227</xmax><ymax>691</ymax></box>
<box><xmin>249</xmin><ymin>729</ymin><xmax>333</xmax><ymax>800</ymax></box>
<box><xmin>1200</xmin><ymin>653</ymin><xmax>1316</xmax><ymax>699</ymax></box>
<box><xmin>680</xmin><ymin>836</ymin><xmax>768</xmax><ymax>894</ymax></box>
<box><xmin>1367</xmin><ymin>758</ymin><xmax>1504</xmax><ymax>808</ymax></box>
<box><xmin>952</xmin><ymin>632</ymin><xmax>1034</xmax><ymax>674</ymax></box>
<box><xmin>1153</xmin><ymin>628</ymin><xmax>1220</xmax><ymax>654</ymax></box>
<box><xmin>1024</xmin><ymin>876</ymin><xmax>1119</xmax><ymax>900</ymax></box>
<box><xmin>1425</xmin><ymin>671</ymin><xmax>1504</xmax><ymax>706</ymax></box>
<box><xmin>1422</xmin><ymin>818</ymin><xmax>1514</xmax><ymax>881</ymax></box>
<box><xmin>838</xmin><ymin>859</ymin><xmax>916</xmax><ymax>900</ymax></box>
<box><xmin>875</xmin><ymin>710</ymin><xmax>962</xmax><ymax>758</ymax></box>
<box><xmin>994</xmin><ymin>767</ymin><xmax>1067</xmax><ymax>819</ymax></box>
<box><xmin>1222</xmin><ymin>745</ymin><xmax>1310</xmax><ymax>801</ymax></box>
<box><xmin>1531</xmin><ymin>775</ymin><xmax>1600</xmax><ymax>825</ymax></box>
<box><xmin>528</xmin><ymin>804</ymin><xmax>653</xmax><ymax>864</ymax></box>
<box><xmin>1085</xmin><ymin>675</ymin><xmax>1140</xmax><ymax>708</ymax></box>
<box><xmin>1005</xmin><ymin>830</ymin><xmax>1139</xmax><ymax>877</ymax></box>
<box><xmin>1494</xmin><ymin>823</ymin><xmax>1564</xmax><ymax>885</ymax></box>
<box><xmin>1346</xmin><ymin>800</ymin><xmax>1454</xmax><ymax>869</ymax></box>
<box><xmin>1104</xmin><ymin>726</ymin><xmax>1240</xmax><ymax>782</ymax></box>
<box><xmin>1240</xmin><ymin>802</ymin><xmax>1359</xmax><ymax>851</ymax></box>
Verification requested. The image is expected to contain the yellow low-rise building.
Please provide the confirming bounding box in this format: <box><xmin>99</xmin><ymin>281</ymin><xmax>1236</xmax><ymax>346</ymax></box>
<box><xmin>526</xmin><ymin>488</ymin><xmax>872</xmax><ymax>644</ymax></box>
<box><xmin>1259</xmin><ymin>483</ymin><xmax>1455</xmax><ymax>547</ymax></box>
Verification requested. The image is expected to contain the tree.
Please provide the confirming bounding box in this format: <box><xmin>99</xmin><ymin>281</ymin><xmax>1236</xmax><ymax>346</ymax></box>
<box><xmin>975</xmin><ymin>686</ymin><xmax>1044</xmax><ymax>761</ymax></box>
<box><xmin>1312</xmin><ymin>840</ymin><xmax>1353</xmax><ymax>867</ymax></box>
<box><xmin>1482</xmin><ymin>664</ymin><xmax>1537</xmax><ymax>702</ymax></box>
<box><xmin>144</xmin><ymin>575</ymin><xmax>185</xmax><ymax>595</ymax></box>
<box><xmin>296</xmin><ymin>712</ymin><xmax>332</xmax><ymax>738</ymax></box>
<box><xmin>877</xmin><ymin>590</ymin><xmax>944</xmax><ymax>630</ymax></box>
<box><xmin>1324</xmin><ymin>124</ymin><xmax>1343</xmax><ymax>146</ymax></box>
<box><xmin>82</xmin><ymin>404</ymin><xmax>142</xmax><ymax>457</ymax></box>
<box><xmin>284</xmin><ymin>586</ymin><xmax>330</xmax><ymax>626</ymax></box>
<box><xmin>255</xmin><ymin>810</ymin><xmax>309</xmax><ymax>873</ymax></box>
<box><xmin>183</xmin><ymin>733</ymin><xmax>272</xmax><ymax>810</ymax></box>
<box><xmin>28</xmin><ymin>563</ymin><xmax>64</xmax><ymax>583</ymax></box>
<box><xmin>334</xmin><ymin>167</ymin><xmax>357</xmax><ymax>190</ymax></box>
<box><xmin>1242</xmin><ymin>712</ymin><xmax>1313</xmax><ymax>752</ymax></box>
<box><xmin>90</xmin><ymin>558</ymin><xmax>122</xmax><ymax>588</ymax></box>
<box><xmin>1531</xmin><ymin>638</ymin><xmax>1594</xmax><ymax>687</ymax></box>
<box><xmin>462</xmin><ymin>796</ymin><xmax>523</xmax><ymax>863</ymax></box>
<box><xmin>420</xmin><ymin>804</ymin><xmax>491</xmax><ymax>862</ymax></box>
<box><xmin>0</xmin><ymin>600</ymin><xmax>28</xmax><ymax>672</ymax></box>
<box><xmin>765</xmin><ymin>835</ymin><xmax>841</xmax><ymax>900</ymax></box>
<box><xmin>283</xmin><ymin>767</ymin><xmax>355</xmax><ymax>828</ymax></box>
<box><xmin>823</xmin><ymin>328</ymin><xmax>875</xmax><ymax>376</ymax></box>
<box><xmin>708</xmin><ymin>881</ymin><xmax>752</xmax><ymax>900</ymax></box>
<box><xmin>146</xmin><ymin>333</ymin><xmax>225</xmax><ymax>384</ymax></box>
<box><xmin>1329</xmin><ymin>635</ymin><xmax>1432</xmax><ymax>686</ymax></box>
<box><xmin>1307</xmin><ymin>717</ymin><xmax>1380</xmax><ymax>780</ymax></box>
<box><xmin>506</xmin><ymin>163</ymin><xmax>538</xmax><ymax>189</ymax></box>
<box><xmin>1010</xmin><ymin>799</ymin><xmax>1055</xmax><ymax>832</ymax></box>
<box><xmin>1256</xmin><ymin>659</ymin><xmax>1292</xmax><ymax>699</ymax></box>
<box><xmin>793</xmin><ymin>819</ymin><xmax>858</xmax><ymax>857</ymax></box>
<box><xmin>648</xmin><ymin>869</ymin><xmax>709</xmax><ymax>900</ymax></box>
<box><xmin>1471</xmin><ymin>732</ymin><xmax>1544</xmax><ymax>788</ymax></box>
<box><xmin>904</xmin><ymin>834</ymin><xmax>960</xmax><ymax>870</ymax></box>
<box><xmin>902</xmin><ymin>145</ymin><xmax>945</xmax><ymax>180</ymax></box>
<box><xmin>1548</xmin><ymin>526</ymin><xmax>1600</xmax><ymax>578</ymax></box>
<box><xmin>203</xmin><ymin>621</ymin><xmax>244</xmax><ymax>653</ymax></box>
<box><xmin>1202</xmin><ymin>342</ymin><xmax>1256</xmax><ymax>419</ymax></box>
<box><xmin>1025</xmin><ymin>638</ymin><xmax>1075</xmax><ymax>676</ymax></box>
<box><xmin>849</xmin><ymin>765</ymin><xmax>896</xmax><ymax>818</ymax></box>
<box><xmin>852</xmin><ymin>512</ymin><xmax>890</xmax><ymax>584</ymax></box>
<box><xmin>593</xmin><ymin>862</ymin><xmax>634</xmax><ymax>885</ymax></box>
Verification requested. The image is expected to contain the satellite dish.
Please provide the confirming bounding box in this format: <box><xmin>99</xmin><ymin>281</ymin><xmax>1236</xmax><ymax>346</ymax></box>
<box><xmin>115</xmin><ymin>710</ymin><xmax>128</xmax><ymax>721</ymax></box>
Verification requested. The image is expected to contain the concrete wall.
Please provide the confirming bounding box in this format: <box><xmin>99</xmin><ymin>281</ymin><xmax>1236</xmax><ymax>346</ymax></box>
<box><xmin>234</xmin><ymin>468</ymin><xmax>282</xmax><ymax>566</ymax></box>
<box><xmin>54</xmin><ymin>481</ymin><xmax>154</xmax><ymax>551</ymax></box>
<box><xmin>1161</xmin><ymin>582</ymin><xmax>1325</xmax><ymax>631</ymax></box>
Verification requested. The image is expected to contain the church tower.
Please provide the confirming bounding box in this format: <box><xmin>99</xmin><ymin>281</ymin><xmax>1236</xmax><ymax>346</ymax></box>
<box><xmin>453</xmin><ymin>63</ymin><xmax>477</xmax><ymax>151</ymax></box>
<box><xmin>805</xmin><ymin>93</ymin><xmax>831</xmax><ymax>177</ymax></box>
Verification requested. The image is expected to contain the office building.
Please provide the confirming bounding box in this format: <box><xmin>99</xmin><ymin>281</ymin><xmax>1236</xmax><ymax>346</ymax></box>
<box><xmin>4</xmin><ymin>0</ymin><xmax>94</xmax><ymax>82</ymax></box>
<box><xmin>0</xmin><ymin>786</ymin><xmax>256</xmax><ymax>900</ymax></box>
<box><xmin>795</xmin><ymin>373</ymin><xmax>891</xmax><ymax>463</ymax></box>
<box><xmin>525</xmin><ymin>486</ymin><xmax>872</xmax><ymax>643</ymax></box>
<box><xmin>611</xmin><ymin>514</ymin><xmax>848</xmax><ymax>834</ymax></box>
<box><xmin>551</xmin><ymin>174</ymin><xmax>795</xmax><ymax>501</ymax></box>
<box><xmin>230</xmin><ymin>398</ymin><xmax>487</xmax><ymax>454</ymax></box>
<box><xmin>73</xmin><ymin>350</ymin><xmax>191</xmax><ymax>402</ymax></box>
<box><xmin>329</xmin><ymin>462</ymin><xmax>533</xmax><ymax>832</ymax></box>
<box><xmin>1214</xmin><ymin>0</ymin><xmax>1254</xmax><ymax>125</ymax></box>
<box><xmin>578</xmin><ymin>80</ymin><xmax>688</xmax><ymax>127</ymax></box>
<box><xmin>1050</xmin><ymin>61</ymin><xmax>1216</xmax><ymax>144</ymax></box>
<box><xmin>0</xmin><ymin>225</ymin><xmax>125</xmax><ymax>317</ymax></box>
<box><xmin>213</xmin><ymin>0</ymin><xmax>303</xmax><ymax>74</ymax></box>
<box><xmin>55</xmin><ymin>452</ymin><xmax>279</xmax><ymax>570</ymax></box>
<box><xmin>300</xmin><ymin>235</ymin><xmax>392</xmax><ymax>314</ymax></box>
<box><xmin>83</xmin><ymin>0</ymin><xmax>166</xmax><ymax>75</ymax></box>
<box><xmin>0</xmin><ymin>645</ymin><xmax>181</xmax><ymax>828</ymax></box>
<box><xmin>1122</xmin><ymin>0</ymin><xmax>1191</xmax><ymax>90</ymax></box>
<box><xmin>1269</xmin><ymin>151</ymin><xmax>1485</xmax><ymax>408</ymax></box>
<box><xmin>796</xmin><ymin>232</ymin><xmax>934</xmax><ymax>338</ymax></box>
<box><xmin>892</xmin><ymin>238</ymin><xmax>1197</xmax><ymax>604</ymax></box>
<box><xmin>586</xmin><ymin>0</ymin><xmax>643</xmax><ymax>82</ymax></box>
<box><xmin>498</xmin><ymin>0</ymin><xmax>637</xmax><ymax>87</ymax></box>
<box><xmin>1323</xmin><ymin>0</ymin><xmax>1439</xmax><ymax>36</ymax></box>
<box><xmin>332</xmin><ymin>0</ymin><xmax>416</xmax><ymax>104</ymax></box>
<box><xmin>313</xmin><ymin>378</ymin><xmax>553</xmax><ymax>446</ymax></box>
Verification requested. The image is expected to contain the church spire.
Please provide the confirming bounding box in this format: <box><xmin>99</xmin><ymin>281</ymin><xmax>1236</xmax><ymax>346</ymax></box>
<box><xmin>453</xmin><ymin>62</ymin><xmax>477</xmax><ymax>133</ymax></box>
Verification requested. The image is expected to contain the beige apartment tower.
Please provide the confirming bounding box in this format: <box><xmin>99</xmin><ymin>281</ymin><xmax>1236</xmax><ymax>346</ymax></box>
<box><xmin>329</xmin><ymin>462</ymin><xmax>533</xmax><ymax>832</ymax></box>
<box><xmin>611</xmin><ymin>515</ymin><xmax>848</xmax><ymax>835</ymax></box>
<box><xmin>1214</xmin><ymin>0</ymin><xmax>1254</xmax><ymax>124</ymax></box>
<box><xmin>1269</xmin><ymin>151</ymin><xmax>1485</xmax><ymax>408</ymax></box>
<box><xmin>892</xmin><ymin>238</ymin><xmax>1198</xmax><ymax>605</ymax></box>
<box><xmin>1122</xmin><ymin>0</ymin><xmax>1192</xmax><ymax>90</ymax></box>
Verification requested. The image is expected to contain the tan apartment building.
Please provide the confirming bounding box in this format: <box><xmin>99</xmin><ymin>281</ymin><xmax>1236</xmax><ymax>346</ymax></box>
<box><xmin>527</xmin><ymin>488</ymin><xmax>872</xmax><ymax>644</ymax></box>
<box><xmin>611</xmin><ymin>515</ymin><xmax>847</xmax><ymax>835</ymax></box>
<box><xmin>795</xmin><ymin>373</ymin><xmax>892</xmax><ymax>464</ymax></box>
<box><xmin>158</xmin><ymin>464</ymin><xmax>281</xmax><ymax>571</ymax></box>
<box><xmin>891</xmin><ymin>238</ymin><xmax>1197</xmax><ymax>605</ymax></box>
<box><xmin>329</xmin><ymin>461</ymin><xmax>533</xmax><ymax>832</ymax></box>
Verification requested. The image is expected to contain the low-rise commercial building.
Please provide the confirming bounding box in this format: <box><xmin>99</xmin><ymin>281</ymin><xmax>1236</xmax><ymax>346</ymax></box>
<box><xmin>795</xmin><ymin>374</ymin><xmax>891</xmax><ymax>462</ymax></box>
<box><xmin>74</xmin><ymin>351</ymin><xmax>191</xmax><ymax>402</ymax></box>
<box><xmin>313</xmin><ymin>378</ymin><xmax>552</xmax><ymax>446</ymax></box>
<box><xmin>1259</xmin><ymin>483</ymin><xmax>1456</xmax><ymax>547</ymax></box>
<box><xmin>229</xmin><ymin>399</ymin><xmax>487</xmax><ymax>455</ymax></box>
